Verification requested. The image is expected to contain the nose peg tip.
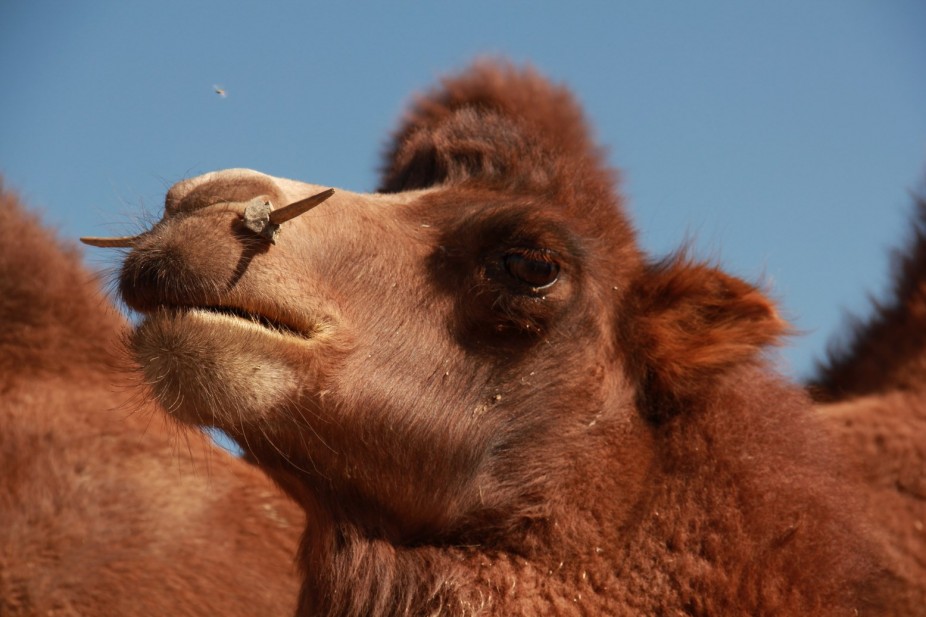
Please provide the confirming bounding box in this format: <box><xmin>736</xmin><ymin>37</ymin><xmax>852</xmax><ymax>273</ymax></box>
<box><xmin>79</xmin><ymin>235</ymin><xmax>139</xmax><ymax>248</ymax></box>
<box><xmin>268</xmin><ymin>188</ymin><xmax>336</xmax><ymax>226</ymax></box>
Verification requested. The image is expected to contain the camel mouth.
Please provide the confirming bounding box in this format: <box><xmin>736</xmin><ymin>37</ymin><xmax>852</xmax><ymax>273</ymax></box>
<box><xmin>195</xmin><ymin>305</ymin><xmax>308</xmax><ymax>339</ymax></box>
<box><xmin>142</xmin><ymin>303</ymin><xmax>318</xmax><ymax>343</ymax></box>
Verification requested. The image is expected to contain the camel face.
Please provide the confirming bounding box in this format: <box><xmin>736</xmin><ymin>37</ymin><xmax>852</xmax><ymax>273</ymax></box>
<box><xmin>120</xmin><ymin>164</ymin><xmax>644</xmax><ymax>538</ymax></box>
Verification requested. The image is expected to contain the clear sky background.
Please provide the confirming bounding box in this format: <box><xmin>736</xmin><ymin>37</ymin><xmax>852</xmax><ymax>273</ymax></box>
<box><xmin>2</xmin><ymin>1</ymin><xmax>925</xmax><ymax>380</ymax></box>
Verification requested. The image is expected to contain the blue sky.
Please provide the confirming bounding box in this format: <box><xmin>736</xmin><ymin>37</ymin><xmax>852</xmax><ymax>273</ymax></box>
<box><xmin>1</xmin><ymin>1</ymin><xmax>924</xmax><ymax>379</ymax></box>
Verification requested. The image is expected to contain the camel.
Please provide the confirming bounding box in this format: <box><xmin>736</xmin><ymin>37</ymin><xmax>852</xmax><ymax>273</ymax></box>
<box><xmin>97</xmin><ymin>62</ymin><xmax>919</xmax><ymax>614</ymax></box>
<box><xmin>0</xmin><ymin>182</ymin><xmax>304</xmax><ymax>616</ymax></box>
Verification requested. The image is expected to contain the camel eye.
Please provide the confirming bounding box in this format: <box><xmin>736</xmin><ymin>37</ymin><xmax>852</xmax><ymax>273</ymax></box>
<box><xmin>504</xmin><ymin>249</ymin><xmax>560</xmax><ymax>289</ymax></box>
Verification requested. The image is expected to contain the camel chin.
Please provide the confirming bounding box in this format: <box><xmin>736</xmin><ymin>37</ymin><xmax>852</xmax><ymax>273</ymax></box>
<box><xmin>132</xmin><ymin>308</ymin><xmax>307</xmax><ymax>428</ymax></box>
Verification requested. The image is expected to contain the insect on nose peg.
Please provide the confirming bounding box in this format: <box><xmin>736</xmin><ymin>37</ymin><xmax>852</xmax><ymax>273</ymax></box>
<box><xmin>242</xmin><ymin>188</ymin><xmax>336</xmax><ymax>243</ymax></box>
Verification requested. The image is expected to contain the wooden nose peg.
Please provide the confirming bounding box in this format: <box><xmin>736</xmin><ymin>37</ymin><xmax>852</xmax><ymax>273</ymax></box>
<box><xmin>241</xmin><ymin>188</ymin><xmax>335</xmax><ymax>244</ymax></box>
<box><xmin>81</xmin><ymin>188</ymin><xmax>335</xmax><ymax>248</ymax></box>
<box><xmin>79</xmin><ymin>235</ymin><xmax>138</xmax><ymax>248</ymax></box>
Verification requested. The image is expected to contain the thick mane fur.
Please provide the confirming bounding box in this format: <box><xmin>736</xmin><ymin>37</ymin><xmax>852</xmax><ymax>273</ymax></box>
<box><xmin>379</xmin><ymin>62</ymin><xmax>635</xmax><ymax>252</ymax></box>
<box><xmin>380</xmin><ymin>62</ymin><xmax>603</xmax><ymax>191</ymax></box>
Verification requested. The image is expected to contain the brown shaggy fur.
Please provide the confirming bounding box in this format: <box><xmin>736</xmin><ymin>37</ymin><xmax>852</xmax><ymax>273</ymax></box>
<box><xmin>811</xmin><ymin>197</ymin><xmax>926</xmax><ymax>614</ymax></box>
<box><xmin>116</xmin><ymin>63</ymin><xmax>899</xmax><ymax>615</ymax></box>
<box><xmin>815</xmin><ymin>197</ymin><xmax>926</xmax><ymax>398</ymax></box>
<box><xmin>0</xmin><ymin>183</ymin><xmax>304</xmax><ymax>616</ymax></box>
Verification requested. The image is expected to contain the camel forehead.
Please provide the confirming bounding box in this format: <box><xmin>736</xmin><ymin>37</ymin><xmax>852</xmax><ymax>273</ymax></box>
<box><xmin>164</xmin><ymin>168</ymin><xmax>429</xmax><ymax>216</ymax></box>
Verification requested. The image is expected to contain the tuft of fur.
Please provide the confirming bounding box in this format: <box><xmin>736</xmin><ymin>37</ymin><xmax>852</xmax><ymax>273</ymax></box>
<box><xmin>814</xmin><ymin>196</ymin><xmax>926</xmax><ymax>398</ymax></box>
<box><xmin>380</xmin><ymin>61</ymin><xmax>603</xmax><ymax>193</ymax></box>
<box><xmin>0</xmin><ymin>182</ymin><xmax>304</xmax><ymax>616</ymax></box>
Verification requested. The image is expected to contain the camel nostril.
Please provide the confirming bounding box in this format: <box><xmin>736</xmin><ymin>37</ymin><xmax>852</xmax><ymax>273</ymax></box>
<box><xmin>164</xmin><ymin>170</ymin><xmax>283</xmax><ymax>217</ymax></box>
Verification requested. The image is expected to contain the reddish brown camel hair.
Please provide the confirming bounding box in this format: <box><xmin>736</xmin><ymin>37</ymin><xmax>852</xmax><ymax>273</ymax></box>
<box><xmin>0</xmin><ymin>183</ymin><xmax>304</xmax><ymax>616</ymax></box>
<box><xmin>109</xmin><ymin>62</ymin><xmax>919</xmax><ymax>615</ymax></box>
<box><xmin>811</xmin><ymin>197</ymin><xmax>926</xmax><ymax>614</ymax></box>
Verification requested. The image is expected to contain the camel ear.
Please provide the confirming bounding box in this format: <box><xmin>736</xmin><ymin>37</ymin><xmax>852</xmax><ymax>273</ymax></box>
<box><xmin>629</xmin><ymin>255</ymin><xmax>788</xmax><ymax>415</ymax></box>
